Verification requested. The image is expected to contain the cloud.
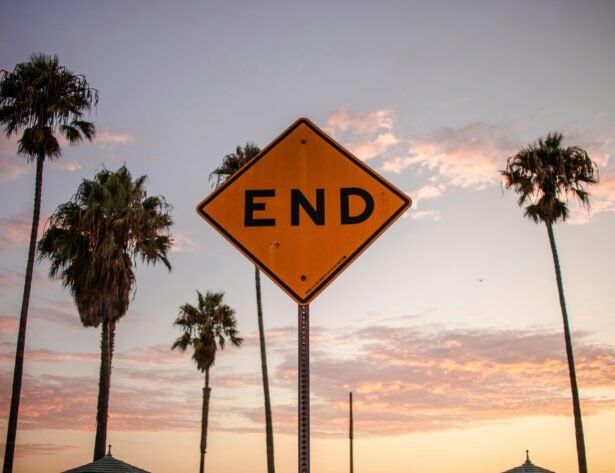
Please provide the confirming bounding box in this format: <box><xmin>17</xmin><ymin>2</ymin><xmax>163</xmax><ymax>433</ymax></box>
<box><xmin>0</xmin><ymin>315</ymin><xmax>18</xmax><ymax>332</ymax></box>
<box><xmin>383</xmin><ymin>122</ymin><xmax>519</xmax><ymax>189</ymax></box>
<box><xmin>325</xmin><ymin>109</ymin><xmax>400</xmax><ymax>161</ymax></box>
<box><xmin>266</xmin><ymin>324</ymin><xmax>615</xmax><ymax>437</ymax></box>
<box><xmin>0</xmin><ymin>213</ymin><xmax>35</xmax><ymax>250</ymax></box>
<box><xmin>567</xmin><ymin>173</ymin><xmax>615</xmax><ymax>224</ymax></box>
<box><xmin>94</xmin><ymin>129</ymin><xmax>134</xmax><ymax>150</ymax></box>
<box><xmin>170</xmin><ymin>231</ymin><xmax>202</xmax><ymax>254</ymax></box>
<box><xmin>0</xmin><ymin>442</ymin><xmax>77</xmax><ymax>458</ymax></box>
<box><xmin>2</xmin><ymin>322</ymin><xmax>614</xmax><ymax>438</ymax></box>
<box><xmin>561</xmin><ymin>130</ymin><xmax>612</xmax><ymax>167</ymax></box>
<box><xmin>49</xmin><ymin>160</ymin><xmax>82</xmax><ymax>173</ymax></box>
<box><xmin>0</xmin><ymin>158</ymin><xmax>28</xmax><ymax>182</ymax></box>
<box><xmin>0</xmin><ymin>135</ymin><xmax>28</xmax><ymax>182</ymax></box>
<box><xmin>404</xmin><ymin>183</ymin><xmax>446</xmax><ymax>221</ymax></box>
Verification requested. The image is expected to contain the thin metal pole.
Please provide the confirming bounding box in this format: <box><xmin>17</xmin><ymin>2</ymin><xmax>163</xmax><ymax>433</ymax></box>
<box><xmin>349</xmin><ymin>392</ymin><xmax>354</xmax><ymax>473</ymax></box>
<box><xmin>298</xmin><ymin>304</ymin><xmax>310</xmax><ymax>473</ymax></box>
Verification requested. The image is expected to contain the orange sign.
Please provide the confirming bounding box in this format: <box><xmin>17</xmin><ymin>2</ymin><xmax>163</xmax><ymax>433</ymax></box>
<box><xmin>197</xmin><ymin>118</ymin><xmax>411</xmax><ymax>305</ymax></box>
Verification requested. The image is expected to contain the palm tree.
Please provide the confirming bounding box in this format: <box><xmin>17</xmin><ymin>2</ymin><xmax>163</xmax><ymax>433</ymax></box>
<box><xmin>0</xmin><ymin>53</ymin><xmax>98</xmax><ymax>473</ymax></box>
<box><xmin>502</xmin><ymin>132</ymin><xmax>599</xmax><ymax>473</ymax></box>
<box><xmin>210</xmin><ymin>143</ymin><xmax>276</xmax><ymax>473</ymax></box>
<box><xmin>172</xmin><ymin>290</ymin><xmax>242</xmax><ymax>473</ymax></box>
<box><xmin>38</xmin><ymin>165</ymin><xmax>173</xmax><ymax>461</ymax></box>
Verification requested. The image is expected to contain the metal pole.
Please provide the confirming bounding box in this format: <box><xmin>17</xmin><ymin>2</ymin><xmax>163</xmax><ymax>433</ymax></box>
<box><xmin>298</xmin><ymin>304</ymin><xmax>310</xmax><ymax>473</ymax></box>
<box><xmin>349</xmin><ymin>392</ymin><xmax>354</xmax><ymax>473</ymax></box>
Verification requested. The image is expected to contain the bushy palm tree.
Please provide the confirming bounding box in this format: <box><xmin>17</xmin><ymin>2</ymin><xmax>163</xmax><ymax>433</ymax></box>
<box><xmin>210</xmin><ymin>143</ymin><xmax>276</xmax><ymax>473</ymax></box>
<box><xmin>38</xmin><ymin>165</ymin><xmax>173</xmax><ymax>461</ymax></box>
<box><xmin>0</xmin><ymin>53</ymin><xmax>98</xmax><ymax>473</ymax></box>
<box><xmin>502</xmin><ymin>132</ymin><xmax>599</xmax><ymax>473</ymax></box>
<box><xmin>172</xmin><ymin>290</ymin><xmax>242</xmax><ymax>473</ymax></box>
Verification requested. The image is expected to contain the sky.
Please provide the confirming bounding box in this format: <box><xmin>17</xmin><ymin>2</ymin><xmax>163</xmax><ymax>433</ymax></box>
<box><xmin>1</xmin><ymin>0</ymin><xmax>614</xmax><ymax>472</ymax></box>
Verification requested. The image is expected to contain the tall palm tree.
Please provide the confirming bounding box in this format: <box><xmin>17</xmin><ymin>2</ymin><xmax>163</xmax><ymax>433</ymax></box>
<box><xmin>210</xmin><ymin>143</ymin><xmax>276</xmax><ymax>473</ymax></box>
<box><xmin>172</xmin><ymin>290</ymin><xmax>242</xmax><ymax>473</ymax></box>
<box><xmin>502</xmin><ymin>132</ymin><xmax>599</xmax><ymax>473</ymax></box>
<box><xmin>38</xmin><ymin>165</ymin><xmax>173</xmax><ymax>461</ymax></box>
<box><xmin>0</xmin><ymin>53</ymin><xmax>98</xmax><ymax>473</ymax></box>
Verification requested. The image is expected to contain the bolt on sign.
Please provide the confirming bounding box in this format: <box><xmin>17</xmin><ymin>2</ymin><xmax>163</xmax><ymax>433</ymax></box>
<box><xmin>197</xmin><ymin>117</ymin><xmax>411</xmax><ymax>305</ymax></box>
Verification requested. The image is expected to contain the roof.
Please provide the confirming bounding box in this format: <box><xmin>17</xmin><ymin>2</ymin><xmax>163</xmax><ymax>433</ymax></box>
<box><xmin>502</xmin><ymin>451</ymin><xmax>555</xmax><ymax>473</ymax></box>
<box><xmin>62</xmin><ymin>447</ymin><xmax>150</xmax><ymax>473</ymax></box>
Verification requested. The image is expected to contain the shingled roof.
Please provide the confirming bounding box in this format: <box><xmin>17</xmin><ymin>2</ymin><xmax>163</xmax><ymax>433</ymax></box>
<box><xmin>502</xmin><ymin>451</ymin><xmax>555</xmax><ymax>473</ymax></box>
<box><xmin>62</xmin><ymin>446</ymin><xmax>150</xmax><ymax>473</ymax></box>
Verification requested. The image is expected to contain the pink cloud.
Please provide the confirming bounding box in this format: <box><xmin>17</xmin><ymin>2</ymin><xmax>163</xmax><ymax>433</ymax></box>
<box><xmin>170</xmin><ymin>231</ymin><xmax>201</xmax><ymax>254</ymax></box>
<box><xmin>0</xmin><ymin>135</ymin><xmax>28</xmax><ymax>182</ymax></box>
<box><xmin>325</xmin><ymin>109</ymin><xmax>400</xmax><ymax>161</ymax></box>
<box><xmin>561</xmin><ymin>173</ymin><xmax>615</xmax><ymax>224</ymax></box>
<box><xmin>382</xmin><ymin>122</ymin><xmax>519</xmax><ymax>189</ymax></box>
<box><xmin>94</xmin><ymin>129</ymin><xmax>134</xmax><ymax>150</ymax></box>
<box><xmin>0</xmin><ymin>315</ymin><xmax>18</xmax><ymax>332</ymax></box>
<box><xmin>404</xmin><ymin>183</ymin><xmax>445</xmax><ymax>221</ymax></box>
<box><xmin>561</xmin><ymin>129</ymin><xmax>612</xmax><ymax>167</ymax></box>
<box><xmin>0</xmin><ymin>158</ymin><xmax>28</xmax><ymax>182</ymax></box>
<box><xmin>0</xmin><ymin>213</ymin><xmax>35</xmax><ymax>249</ymax></box>
<box><xmin>49</xmin><ymin>160</ymin><xmax>82</xmax><ymax>173</ymax></box>
<box><xmin>1</xmin><ymin>322</ymin><xmax>613</xmax><ymax>438</ymax></box>
<box><xmin>267</xmin><ymin>324</ymin><xmax>615</xmax><ymax>437</ymax></box>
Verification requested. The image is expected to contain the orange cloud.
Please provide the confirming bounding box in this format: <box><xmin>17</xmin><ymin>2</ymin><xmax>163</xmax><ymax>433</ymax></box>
<box><xmin>2</xmin><ymin>322</ymin><xmax>614</xmax><ymax>439</ymax></box>
<box><xmin>268</xmin><ymin>324</ymin><xmax>615</xmax><ymax>437</ymax></box>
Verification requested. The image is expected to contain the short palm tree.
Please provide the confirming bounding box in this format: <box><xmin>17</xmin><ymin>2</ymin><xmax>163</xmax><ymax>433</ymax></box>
<box><xmin>502</xmin><ymin>132</ymin><xmax>599</xmax><ymax>473</ymax></box>
<box><xmin>0</xmin><ymin>53</ymin><xmax>97</xmax><ymax>473</ymax></box>
<box><xmin>38</xmin><ymin>165</ymin><xmax>173</xmax><ymax>461</ymax></box>
<box><xmin>210</xmin><ymin>143</ymin><xmax>276</xmax><ymax>473</ymax></box>
<box><xmin>172</xmin><ymin>290</ymin><xmax>242</xmax><ymax>473</ymax></box>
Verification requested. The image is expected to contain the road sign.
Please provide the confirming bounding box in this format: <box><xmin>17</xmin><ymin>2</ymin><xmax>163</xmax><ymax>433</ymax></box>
<box><xmin>197</xmin><ymin>117</ymin><xmax>411</xmax><ymax>305</ymax></box>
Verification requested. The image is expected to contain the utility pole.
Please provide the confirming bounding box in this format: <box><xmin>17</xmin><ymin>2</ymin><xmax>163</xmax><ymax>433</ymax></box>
<box><xmin>349</xmin><ymin>392</ymin><xmax>354</xmax><ymax>473</ymax></box>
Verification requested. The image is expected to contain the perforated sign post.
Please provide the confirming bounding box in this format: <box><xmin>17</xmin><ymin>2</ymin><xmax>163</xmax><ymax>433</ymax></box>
<box><xmin>197</xmin><ymin>118</ymin><xmax>411</xmax><ymax>473</ymax></box>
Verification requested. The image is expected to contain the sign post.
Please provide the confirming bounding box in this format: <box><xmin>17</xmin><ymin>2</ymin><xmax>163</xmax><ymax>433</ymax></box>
<box><xmin>298</xmin><ymin>304</ymin><xmax>310</xmax><ymax>473</ymax></box>
<box><xmin>196</xmin><ymin>118</ymin><xmax>411</xmax><ymax>473</ymax></box>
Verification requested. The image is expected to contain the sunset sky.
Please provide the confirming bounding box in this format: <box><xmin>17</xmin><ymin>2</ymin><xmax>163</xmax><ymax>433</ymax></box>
<box><xmin>1</xmin><ymin>1</ymin><xmax>615</xmax><ymax>472</ymax></box>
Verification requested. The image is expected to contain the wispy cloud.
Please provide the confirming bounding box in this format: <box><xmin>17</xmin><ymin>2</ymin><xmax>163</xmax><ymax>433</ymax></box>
<box><xmin>0</xmin><ymin>135</ymin><xmax>28</xmax><ymax>182</ymax></box>
<box><xmin>49</xmin><ymin>160</ymin><xmax>82</xmax><ymax>173</ymax></box>
<box><xmin>325</xmin><ymin>109</ymin><xmax>615</xmax><ymax>225</ymax></box>
<box><xmin>382</xmin><ymin>122</ymin><xmax>519</xmax><ymax>189</ymax></box>
<box><xmin>0</xmin><ymin>315</ymin><xmax>18</xmax><ymax>332</ymax></box>
<box><xmin>0</xmin><ymin>442</ymin><xmax>77</xmax><ymax>458</ymax></box>
<box><xmin>94</xmin><ymin>129</ymin><xmax>135</xmax><ymax>150</ymax></box>
<box><xmin>3</xmin><ymin>323</ymin><xmax>613</xmax><ymax>437</ymax></box>
<box><xmin>0</xmin><ymin>213</ymin><xmax>38</xmax><ymax>250</ymax></box>
<box><xmin>568</xmin><ymin>173</ymin><xmax>615</xmax><ymax>224</ymax></box>
<box><xmin>0</xmin><ymin>158</ymin><xmax>28</xmax><ymax>182</ymax></box>
<box><xmin>265</xmin><ymin>324</ymin><xmax>615</xmax><ymax>437</ymax></box>
<box><xmin>170</xmin><ymin>231</ymin><xmax>202</xmax><ymax>254</ymax></box>
<box><xmin>404</xmin><ymin>183</ymin><xmax>446</xmax><ymax>221</ymax></box>
<box><xmin>325</xmin><ymin>109</ymin><xmax>400</xmax><ymax>161</ymax></box>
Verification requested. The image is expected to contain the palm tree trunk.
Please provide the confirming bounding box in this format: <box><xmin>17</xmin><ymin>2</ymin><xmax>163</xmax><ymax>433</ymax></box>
<box><xmin>93</xmin><ymin>318</ymin><xmax>115</xmax><ymax>461</ymax></box>
<box><xmin>200</xmin><ymin>368</ymin><xmax>211</xmax><ymax>473</ymax></box>
<box><xmin>3</xmin><ymin>154</ymin><xmax>45</xmax><ymax>473</ymax></box>
<box><xmin>546</xmin><ymin>222</ymin><xmax>587</xmax><ymax>473</ymax></box>
<box><xmin>255</xmin><ymin>266</ymin><xmax>275</xmax><ymax>473</ymax></box>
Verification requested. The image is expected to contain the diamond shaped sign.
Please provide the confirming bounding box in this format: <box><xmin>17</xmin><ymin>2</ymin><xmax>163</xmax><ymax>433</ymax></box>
<box><xmin>197</xmin><ymin>118</ymin><xmax>411</xmax><ymax>305</ymax></box>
